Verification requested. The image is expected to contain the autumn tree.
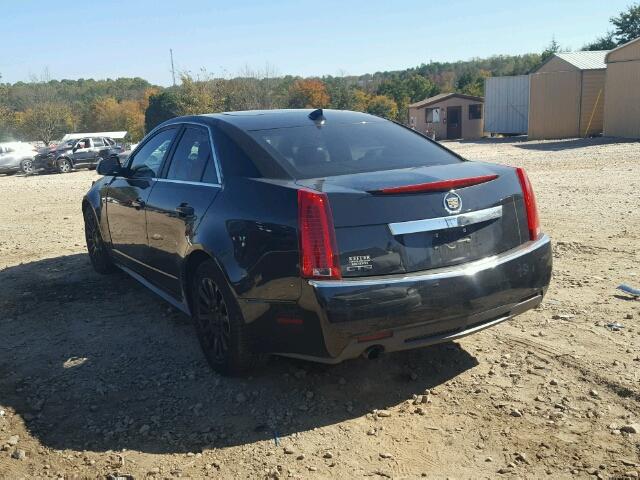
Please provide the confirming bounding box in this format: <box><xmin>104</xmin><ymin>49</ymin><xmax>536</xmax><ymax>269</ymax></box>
<box><xmin>287</xmin><ymin>79</ymin><xmax>330</xmax><ymax>108</ymax></box>
<box><xmin>17</xmin><ymin>103</ymin><xmax>74</xmax><ymax>145</ymax></box>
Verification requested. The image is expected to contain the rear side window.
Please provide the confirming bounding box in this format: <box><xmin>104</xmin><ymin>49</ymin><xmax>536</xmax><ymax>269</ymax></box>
<box><xmin>166</xmin><ymin>126</ymin><xmax>213</xmax><ymax>182</ymax></box>
<box><xmin>212</xmin><ymin>127</ymin><xmax>261</xmax><ymax>178</ymax></box>
<box><xmin>248</xmin><ymin>121</ymin><xmax>460</xmax><ymax>179</ymax></box>
<box><xmin>92</xmin><ymin>137</ymin><xmax>104</xmax><ymax>147</ymax></box>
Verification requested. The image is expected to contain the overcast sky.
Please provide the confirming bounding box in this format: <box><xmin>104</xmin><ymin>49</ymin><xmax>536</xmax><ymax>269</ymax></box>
<box><xmin>0</xmin><ymin>0</ymin><xmax>629</xmax><ymax>85</ymax></box>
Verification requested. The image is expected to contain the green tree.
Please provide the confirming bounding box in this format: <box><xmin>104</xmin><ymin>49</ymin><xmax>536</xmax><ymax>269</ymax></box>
<box><xmin>17</xmin><ymin>103</ymin><xmax>74</xmax><ymax>145</ymax></box>
<box><xmin>540</xmin><ymin>37</ymin><xmax>562</xmax><ymax>62</ymax></box>
<box><xmin>611</xmin><ymin>2</ymin><xmax>640</xmax><ymax>44</ymax></box>
<box><xmin>583</xmin><ymin>31</ymin><xmax>617</xmax><ymax>50</ymax></box>
<box><xmin>144</xmin><ymin>89</ymin><xmax>183</xmax><ymax>132</ymax></box>
<box><xmin>366</xmin><ymin>95</ymin><xmax>398</xmax><ymax>120</ymax></box>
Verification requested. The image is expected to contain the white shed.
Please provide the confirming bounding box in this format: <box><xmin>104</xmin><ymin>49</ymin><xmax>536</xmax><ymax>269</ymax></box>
<box><xmin>484</xmin><ymin>75</ymin><xmax>529</xmax><ymax>135</ymax></box>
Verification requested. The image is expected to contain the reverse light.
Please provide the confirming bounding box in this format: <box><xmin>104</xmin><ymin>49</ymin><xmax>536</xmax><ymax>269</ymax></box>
<box><xmin>298</xmin><ymin>189</ymin><xmax>341</xmax><ymax>280</ymax></box>
<box><xmin>371</xmin><ymin>174</ymin><xmax>499</xmax><ymax>194</ymax></box>
<box><xmin>515</xmin><ymin>167</ymin><xmax>541</xmax><ymax>240</ymax></box>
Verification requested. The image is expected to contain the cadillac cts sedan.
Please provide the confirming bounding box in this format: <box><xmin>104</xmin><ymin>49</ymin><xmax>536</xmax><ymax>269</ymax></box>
<box><xmin>83</xmin><ymin>109</ymin><xmax>552</xmax><ymax>375</ymax></box>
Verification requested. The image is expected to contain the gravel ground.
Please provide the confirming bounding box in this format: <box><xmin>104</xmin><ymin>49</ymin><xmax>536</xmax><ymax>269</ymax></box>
<box><xmin>0</xmin><ymin>137</ymin><xmax>639</xmax><ymax>479</ymax></box>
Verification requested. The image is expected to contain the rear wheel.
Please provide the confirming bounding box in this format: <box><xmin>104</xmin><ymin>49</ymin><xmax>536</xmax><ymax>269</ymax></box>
<box><xmin>192</xmin><ymin>260</ymin><xmax>258</xmax><ymax>376</ymax></box>
<box><xmin>20</xmin><ymin>159</ymin><xmax>34</xmax><ymax>175</ymax></box>
<box><xmin>84</xmin><ymin>208</ymin><xmax>116</xmax><ymax>274</ymax></box>
<box><xmin>58</xmin><ymin>158</ymin><xmax>72</xmax><ymax>173</ymax></box>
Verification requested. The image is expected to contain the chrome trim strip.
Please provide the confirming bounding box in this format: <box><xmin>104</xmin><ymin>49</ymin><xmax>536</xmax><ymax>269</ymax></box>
<box><xmin>309</xmin><ymin>234</ymin><xmax>550</xmax><ymax>288</ymax></box>
<box><xmin>388</xmin><ymin>205</ymin><xmax>502</xmax><ymax>235</ymax></box>
<box><xmin>112</xmin><ymin>248</ymin><xmax>179</xmax><ymax>280</ymax></box>
<box><xmin>155</xmin><ymin>178</ymin><xmax>221</xmax><ymax>188</ymax></box>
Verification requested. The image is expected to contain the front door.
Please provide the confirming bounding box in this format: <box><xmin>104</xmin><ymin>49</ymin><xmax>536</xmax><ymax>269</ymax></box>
<box><xmin>145</xmin><ymin>125</ymin><xmax>221</xmax><ymax>297</ymax></box>
<box><xmin>106</xmin><ymin>127</ymin><xmax>179</xmax><ymax>273</ymax></box>
<box><xmin>446</xmin><ymin>106</ymin><xmax>462</xmax><ymax>139</ymax></box>
<box><xmin>71</xmin><ymin>138</ymin><xmax>93</xmax><ymax>165</ymax></box>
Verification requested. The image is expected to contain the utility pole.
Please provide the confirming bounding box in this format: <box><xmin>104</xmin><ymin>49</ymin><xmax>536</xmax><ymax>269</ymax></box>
<box><xmin>170</xmin><ymin>49</ymin><xmax>176</xmax><ymax>86</ymax></box>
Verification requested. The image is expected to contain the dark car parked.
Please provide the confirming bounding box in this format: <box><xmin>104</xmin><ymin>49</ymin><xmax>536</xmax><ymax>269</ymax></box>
<box><xmin>83</xmin><ymin>109</ymin><xmax>552</xmax><ymax>375</ymax></box>
<box><xmin>35</xmin><ymin>136</ymin><xmax>122</xmax><ymax>173</ymax></box>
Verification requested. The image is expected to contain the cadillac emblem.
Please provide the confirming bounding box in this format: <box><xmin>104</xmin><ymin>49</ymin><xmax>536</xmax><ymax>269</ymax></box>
<box><xmin>443</xmin><ymin>191</ymin><xmax>462</xmax><ymax>214</ymax></box>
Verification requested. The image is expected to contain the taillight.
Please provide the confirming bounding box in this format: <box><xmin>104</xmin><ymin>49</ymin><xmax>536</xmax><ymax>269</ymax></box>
<box><xmin>370</xmin><ymin>174</ymin><xmax>498</xmax><ymax>194</ymax></box>
<box><xmin>515</xmin><ymin>167</ymin><xmax>540</xmax><ymax>240</ymax></box>
<box><xmin>298</xmin><ymin>189</ymin><xmax>341</xmax><ymax>280</ymax></box>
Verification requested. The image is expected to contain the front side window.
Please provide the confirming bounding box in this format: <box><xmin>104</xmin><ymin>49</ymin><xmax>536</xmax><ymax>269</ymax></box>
<box><xmin>166</xmin><ymin>126</ymin><xmax>213</xmax><ymax>182</ymax></box>
<box><xmin>469</xmin><ymin>104</ymin><xmax>483</xmax><ymax>120</ymax></box>
<box><xmin>128</xmin><ymin>128</ymin><xmax>177</xmax><ymax>178</ymax></box>
<box><xmin>426</xmin><ymin>108</ymin><xmax>440</xmax><ymax>123</ymax></box>
<box><xmin>248</xmin><ymin>120</ymin><xmax>460</xmax><ymax>179</ymax></box>
<box><xmin>76</xmin><ymin>138</ymin><xmax>91</xmax><ymax>149</ymax></box>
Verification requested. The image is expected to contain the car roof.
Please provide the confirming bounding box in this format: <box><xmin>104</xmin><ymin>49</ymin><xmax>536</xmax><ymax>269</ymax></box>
<box><xmin>158</xmin><ymin>109</ymin><xmax>385</xmax><ymax>132</ymax></box>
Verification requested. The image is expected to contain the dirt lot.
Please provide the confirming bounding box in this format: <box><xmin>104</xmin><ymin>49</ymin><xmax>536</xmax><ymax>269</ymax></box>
<box><xmin>1</xmin><ymin>137</ymin><xmax>639</xmax><ymax>480</ymax></box>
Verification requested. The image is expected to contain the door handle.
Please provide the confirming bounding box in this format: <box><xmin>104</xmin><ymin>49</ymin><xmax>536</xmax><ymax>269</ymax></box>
<box><xmin>131</xmin><ymin>198</ymin><xmax>145</xmax><ymax>209</ymax></box>
<box><xmin>175</xmin><ymin>203</ymin><xmax>194</xmax><ymax>217</ymax></box>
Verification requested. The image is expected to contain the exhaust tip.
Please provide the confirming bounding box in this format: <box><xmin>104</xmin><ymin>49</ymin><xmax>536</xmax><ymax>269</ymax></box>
<box><xmin>363</xmin><ymin>345</ymin><xmax>385</xmax><ymax>360</ymax></box>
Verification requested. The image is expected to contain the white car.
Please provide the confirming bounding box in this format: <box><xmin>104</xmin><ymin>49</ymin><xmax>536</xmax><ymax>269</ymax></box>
<box><xmin>0</xmin><ymin>142</ymin><xmax>38</xmax><ymax>175</ymax></box>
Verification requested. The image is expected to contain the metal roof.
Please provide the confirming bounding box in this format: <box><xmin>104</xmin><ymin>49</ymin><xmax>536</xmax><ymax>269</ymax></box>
<box><xmin>408</xmin><ymin>93</ymin><xmax>484</xmax><ymax>109</ymax></box>
<box><xmin>605</xmin><ymin>36</ymin><xmax>640</xmax><ymax>63</ymax></box>
<box><xmin>61</xmin><ymin>131</ymin><xmax>128</xmax><ymax>141</ymax></box>
<box><xmin>553</xmin><ymin>51</ymin><xmax>608</xmax><ymax>70</ymax></box>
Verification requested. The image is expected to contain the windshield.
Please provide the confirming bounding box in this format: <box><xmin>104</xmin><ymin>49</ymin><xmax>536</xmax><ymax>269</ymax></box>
<box><xmin>248</xmin><ymin>121</ymin><xmax>461</xmax><ymax>179</ymax></box>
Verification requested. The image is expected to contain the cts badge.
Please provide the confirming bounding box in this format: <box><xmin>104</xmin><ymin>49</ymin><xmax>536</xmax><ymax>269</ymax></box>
<box><xmin>443</xmin><ymin>191</ymin><xmax>462</xmax><ymax>214</ymax></box>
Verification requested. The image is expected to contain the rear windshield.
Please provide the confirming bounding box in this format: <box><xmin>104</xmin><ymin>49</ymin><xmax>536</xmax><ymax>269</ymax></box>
<box><xmin>247</xmin><ymin>121</ymin><xmax>461</xmax><ymax>179</ymax></box>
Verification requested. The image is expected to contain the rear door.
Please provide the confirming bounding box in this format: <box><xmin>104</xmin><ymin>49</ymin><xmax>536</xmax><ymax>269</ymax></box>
<box><xmin>144</xmin><ymin>124</ymin><xmax>221</xmax><ymax>297</ymax></box>
<box><xmin>106</xmin><ymin>127</ymin><xmax>179</xmax><ymax>273</ymax></box>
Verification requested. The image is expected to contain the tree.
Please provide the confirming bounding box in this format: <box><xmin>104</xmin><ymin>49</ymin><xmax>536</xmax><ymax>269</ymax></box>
<box><xmin>145</xmin><ymin>89</ymin><xmax>183</xmax><ymax>132</ymax></box>
<box><xmin>17</xmin><ymin>103</ymin><xmax>74</xmax><ymax>145</ymax></box>
<box><xmin>541</xmin><ymin>37</ymin><xmax>562</xmax><ymax>62</ymax></box>
<box><xmin>583</xmin><ymin>3</ymin><xmax>640</xmax><ymax>50</ymax></box>
<box><xmin>456</xmin><ymin>69</ymin><xmax>490</xmax><ymax>97</ymax></box>
<box><xmin>583</xmin><ymin>31</ymin><xmax>617</xmax><ymax>50</ymax></box>
<box><xmin>287</xmin><ymin>79</ymin><xmax>330</xmax><ymax>108</ymax></box>
<box><xmin>366</xmin><ymin>95</ymin><xmax>398</xmax><ymax>120</ymax></box>
<box><xmin>611</xmin><ymin>2</ymin><xmax>640</xmax><ymax>44</ymax></box>
<box><xmin>0</xmin><ymin>106</ymin><xmax>17</xmax><ymax>141</ymax></box>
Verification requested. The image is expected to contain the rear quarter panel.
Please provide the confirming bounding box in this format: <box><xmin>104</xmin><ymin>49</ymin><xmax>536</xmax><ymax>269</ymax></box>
<box><xmin>192</xmin><ymin>177</ymin><xmax>302</xmax><ymax>306</ymax></box>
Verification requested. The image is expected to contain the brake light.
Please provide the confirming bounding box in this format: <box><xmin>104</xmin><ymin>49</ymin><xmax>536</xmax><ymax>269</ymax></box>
<box><xmin>298</xmin><ymin>189</ymin><xmax>341</xmax><ymax>280</ymax></box>
<box><xmin>515</xmin><ymin>167</ymin><xmax>540</xmax><ymax>240</ymax></box>
<box><xmin>371</xmin><ymin>174</ymin><xmax>498</xmax><ymax>194</ymax></box>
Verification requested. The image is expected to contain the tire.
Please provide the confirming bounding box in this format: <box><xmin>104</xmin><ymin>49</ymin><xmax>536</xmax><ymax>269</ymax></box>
<box><xmin>192</xmin><ymin>260</ymin><xmax>258</xmax><ymax>376</ymax></box>
<box><xmin>58</xmin><ymin>158</ymin><xmax>72</xmax><ymax>173</ymax></box>
<box><xmin>20</xmin><ymin>159</ymin><xmax>34</xmax><ymax>175</ymax></box>
<box><xmin>84</xmin><ymin>208</ymin><xmax>116</xmax><ymax>274</ymax></box>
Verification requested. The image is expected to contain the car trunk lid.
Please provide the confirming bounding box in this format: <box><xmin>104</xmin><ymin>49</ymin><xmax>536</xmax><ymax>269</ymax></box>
<box><xmin>296</xmin><ymin>162</ymin><xmax>529</xmax><ymax>277</ymax></box>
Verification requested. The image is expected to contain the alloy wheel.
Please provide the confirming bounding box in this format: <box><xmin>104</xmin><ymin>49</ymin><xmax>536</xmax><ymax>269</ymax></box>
<box><xmin>197</xmin><ymin>277</ymin><xmax>231</xmax><ymax>362</ymax></box>
<box><xmin>59</xmin><ymin>159</ymin><xmax>71</xmax><ymax>173</ymax></box>
<box><xmin>85</xmin><ymin>213</ymin><xmax>103</xmax><ymax>259</ymax></box>
<box><xmin>21</xmin><ymin>160</ymin><xmax>34</xmax><ymax>174</ymax></box>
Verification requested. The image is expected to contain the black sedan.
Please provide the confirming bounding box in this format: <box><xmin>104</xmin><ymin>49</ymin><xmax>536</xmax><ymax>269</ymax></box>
<box><xmin>83</xmin><ymin>109</ymin><xmax>552</xmax><ymax>375</ymax></box>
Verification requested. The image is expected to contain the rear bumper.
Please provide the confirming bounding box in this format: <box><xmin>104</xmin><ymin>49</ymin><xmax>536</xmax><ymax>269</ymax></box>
<box><xmin>287</xmin><ymin>234</ymin><xmax>552</xmax><ymax>363</ymax></box>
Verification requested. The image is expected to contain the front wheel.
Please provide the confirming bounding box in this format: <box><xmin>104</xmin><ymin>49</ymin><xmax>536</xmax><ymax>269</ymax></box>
<box><xmin>84</xmin><ymin>209</ymin><xmax>116</xmax><ymax>274</ymax></box>
<box><xmin>192</xmin><ymin>260</ymin><xmax>259</xmax><ymax>376</ymax></box>
<box><xmin>20</xmin><ymin>159</ymin><xmax>34</xmax><ymax>175</ymax></box>
<box><xmin>58</xmin><ymin>158</ymin><xmax>72</xmax><ymax>173</ymax></box>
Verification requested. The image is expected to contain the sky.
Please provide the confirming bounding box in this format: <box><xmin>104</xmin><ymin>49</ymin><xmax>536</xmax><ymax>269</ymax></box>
<box><xmin>0</xmin><ymin>0</ymin><xmax>630</xmax><ymax>86</ymax></box>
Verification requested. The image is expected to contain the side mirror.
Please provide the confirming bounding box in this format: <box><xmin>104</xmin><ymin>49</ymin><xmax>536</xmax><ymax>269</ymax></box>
<box><xmin>96</xmin><ymin>156</ymin><xmax>123</xmax><ymax>176</ymax></box>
